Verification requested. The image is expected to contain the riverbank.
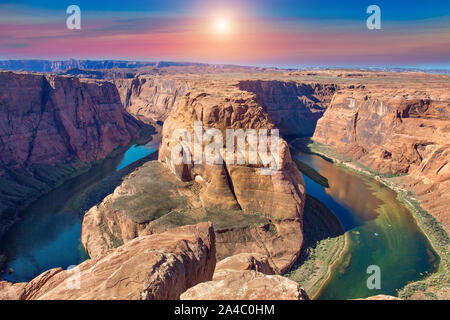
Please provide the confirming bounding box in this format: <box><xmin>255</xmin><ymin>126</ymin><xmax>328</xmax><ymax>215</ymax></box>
<box><xmin>285</xmin><ymin>194</ymin><xmax>347</xmax><ymax>299</ymax></box>
<box><xmin>291</xmin><ymin>138</ymin><xmax>449</xmax><ymax>300</ymax></box>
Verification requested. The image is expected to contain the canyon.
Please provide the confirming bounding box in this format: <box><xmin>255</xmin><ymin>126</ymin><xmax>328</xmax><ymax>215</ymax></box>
<box><xmin>0</xmin><ymin>71</ymin><xmax>153</xmax><ymax>239</ymax></box>
<box><xmin>0</xmin><ymin>65</ymin><xmax>448</xmax><ymax>300</ymax></box>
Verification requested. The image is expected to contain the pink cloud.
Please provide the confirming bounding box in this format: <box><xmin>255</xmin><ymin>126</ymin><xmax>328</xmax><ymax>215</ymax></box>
<box><xmin>1</xmin><ymin>13</ymin><xmax>448</xmax><ymax>66</ymax></box>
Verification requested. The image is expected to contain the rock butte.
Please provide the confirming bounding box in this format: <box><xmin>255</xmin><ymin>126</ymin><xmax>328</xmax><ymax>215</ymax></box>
<box><xmin>82</xmin><ymin>80</ymin><xmax>307</xmax><ymax>274</ymax></box>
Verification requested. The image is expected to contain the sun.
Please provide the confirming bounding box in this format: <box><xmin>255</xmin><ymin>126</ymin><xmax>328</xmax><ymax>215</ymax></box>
<box><xmin>215</xmin><ymin>18</ymin><xmax>229</xmax><ymax>33</ymax></box>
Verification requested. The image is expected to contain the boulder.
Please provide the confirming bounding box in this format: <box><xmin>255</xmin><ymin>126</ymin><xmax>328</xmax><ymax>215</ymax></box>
<box><xmin>9</xmin><ymin>223</ymin><xmax>215</xmax><ymax>300</ymax></box>
<box><xmin>181</xmin><ymin>254</ymin><xmax>308</xmax><ymax>300</ymax></box>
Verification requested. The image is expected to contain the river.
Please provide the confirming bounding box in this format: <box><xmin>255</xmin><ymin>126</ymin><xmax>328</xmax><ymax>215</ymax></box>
<box><xmin>293</xmin><ymin>151</ymin><xmax>439</xmax><ymax>299</ymax></box>
<box><xmin>0</xmin><ymin>142</ymin><xmax>158</xmax><ymax>283</ymax></box>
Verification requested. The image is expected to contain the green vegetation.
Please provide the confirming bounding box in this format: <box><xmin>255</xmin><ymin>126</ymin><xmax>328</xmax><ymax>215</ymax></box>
<box><xmin>292</xmin><ymin>138</ymin><xmax>406</xmax><ymax>178</ymax></box>
<box><xmin>67</xmin><ymin>152</ymin><xmax>159</xmax><ymax>216</ymax></box>
<box><xmin>0</xmin><ymin>161</ymin><xmax>92</xmax><ymax>229</ymax></box>
<box><xmin>111</xmin><ymin>161</ymin><xmax>190</xmax><ymax>224</ymax></box>
<box><xmin>105</xmin><ymin>161</ymin><xmax>273</xmax><ymax>229</ymax></box>
<box><xmin>134</xmin><ymin>126</ymin><xmax>157</xmax><ymax>146</ymax></box>
<box><xmin>290</xmin><ymin>138</ymin><xmax>350</xmax><ymax>163</ymax></box>
<box><xmin>151</xmin><ymin>207</ymin><xmax>272</xmax><ymax>232</ymax></box>
<box><xmin>397</xmin><ymin>192</ymin><xmax>449</xmax><ymax>300</ymax></box>
<box><xmin>148</xmin><ymin>210</ymin><xmax>198</xmax><ymax>229</ymax></box>
<box><xmin>203</xmin><ymin>208</ymin><xmax>272</xmax><ymax>230</ymax></box>
<box><xmin>99</xmin><ymin>221</ymin><xmax>124</xmax><ymax>249</ymax></box>
<box><xmin>286</xmin><ymin>195</ymin><xmax>346</xmax><ymax>298</ymax></box>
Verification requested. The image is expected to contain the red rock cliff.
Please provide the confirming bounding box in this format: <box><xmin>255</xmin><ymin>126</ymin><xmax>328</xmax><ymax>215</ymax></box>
<box><xmin>0</xmin><ymin>71</ymin><xmax>149</xmax><ymax>237</ymax></box>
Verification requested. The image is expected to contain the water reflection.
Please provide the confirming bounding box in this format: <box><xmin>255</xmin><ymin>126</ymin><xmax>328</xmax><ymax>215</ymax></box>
<box><xmin>298</xmin><ymin>153</ymin><xmax>381</xmax><ymax>228</ymax></box>
<box><xmin>293</xmin><ymin>152</ymin><xmax>439</xmax><ymax>299</ymax></box>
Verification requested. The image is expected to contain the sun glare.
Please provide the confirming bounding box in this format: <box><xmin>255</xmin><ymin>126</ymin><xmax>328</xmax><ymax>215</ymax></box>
<box><xmin>215</xmin><ymin>18</ymin><xmax>229</xmax><ymax>33</ymax></box>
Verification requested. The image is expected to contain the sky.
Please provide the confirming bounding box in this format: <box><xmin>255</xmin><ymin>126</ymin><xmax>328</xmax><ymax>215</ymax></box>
<box><xmin>0</xmin><ymin>0</ymin><xmax>449</xmax><ymax>68</ymax></box>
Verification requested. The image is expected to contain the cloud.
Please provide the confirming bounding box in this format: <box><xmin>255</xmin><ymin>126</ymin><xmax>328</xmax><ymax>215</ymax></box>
<box><xmin>0</xmin><ymin>3</ymin><xmax>448</xmax><ymax>67</ymax></box>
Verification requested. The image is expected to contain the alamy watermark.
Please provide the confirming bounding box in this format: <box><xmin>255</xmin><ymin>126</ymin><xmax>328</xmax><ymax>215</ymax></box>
<box><xmin>366</xmin><ymin>265</ymin><xmax>381</xmax><ymax>290</ymax></box>
<box><xmin>171</xmin><ymin>122</ymin><xmax>280</xmax><ymax>175</ymax></box>
<box><xmin>65</xmin><ymin>5</ymin><xmax>380</xmax><ymax>32</ymax></box>
<box><xmin>366</xmin><ymin>5</ymin><xmax>381</xmax><ymax>30</ymax></box>
<box><xmin>66</xmin><ymin>5</ymin><xmax>81</xmax><ymax>30</ymax></box>
<box><xmin>66</xmin><ymin>265</ymin><xmax>80</xmax><ymax>290</ymax></box>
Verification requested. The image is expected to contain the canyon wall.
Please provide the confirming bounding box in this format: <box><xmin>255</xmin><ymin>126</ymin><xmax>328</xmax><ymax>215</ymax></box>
<box><xmin>238</xmin><ymin>80</ymin><xmax>337</xmax><ymax>137</ymax></box>
<box><xmin>313</xmin><ymin>86</ymin><xmax>450</xmax><ymax>232</ymax></box>
<box><xmin>0</xmin><ymin>71</ymin><xmax>150</xmax><ymax>237</ymax></box>
<box><xmin>115</xmin><ymin>76</ymin><xmax>191</xmax><ymax>122</ymax></box>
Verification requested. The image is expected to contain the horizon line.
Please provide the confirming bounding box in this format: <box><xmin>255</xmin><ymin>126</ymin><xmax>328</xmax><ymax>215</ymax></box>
<box><xmin>0</xmin><ymin>58</ymin><xmax>449</xmax><ymax>71</ymax></box>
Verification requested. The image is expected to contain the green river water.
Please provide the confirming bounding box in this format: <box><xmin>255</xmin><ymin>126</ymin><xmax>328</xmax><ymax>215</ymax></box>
<box><xmin>293</xmin><ymin>151</ymin><xmax>439</xmax><ymax>299</ymax></box>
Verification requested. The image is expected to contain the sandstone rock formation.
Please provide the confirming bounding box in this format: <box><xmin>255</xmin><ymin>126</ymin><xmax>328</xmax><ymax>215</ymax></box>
<box><xmin>238</xmin><ymin>80</ymin><xmax>337</xmax><ymax>136</ymax></box>
<box><xmin>180</xmin><ymin>269</ymin><xmax>309</xmax><ymax>300</ymax></box>
<box><xmin>0</xmin><ymin>71</ymin><xmax>145</xmax><ymax>168</ymax></box>
<box><xmin>115</xmin><ymin>76</ymin><xmax>191</xmax><ymax>122</ymax></box>
<box><xmin>3</xmin><ymin>223</ymin><xmax>215</xmax><ymax>300</ymax></box>
<box><xmin>0</xmin><ymin>281</ymin><xmax>26</xmax><ymax>300</ymax></box>
<box><xmin>180</xmin><ymin>253</ymin><xmax>309</xmax><ymax>300</ymax></box>
<box><xmin>81</xmin><ymin>160</ymin><xmax>198</xmax><ymax>258</ymax></box>
<box><xmin>82</xmin><ymin>80</ymin><xmax>306</xmax><ymax>274</ymax></box>
<box><xmin>213</xmin><ymin>252</ymin><xmax>275</xmax><ymax>275</ymax></box>
<box><xmin>0</xmin><ymin>71</ymin><xmax>151</xmax><ymax>237</ymax></box>
<box><xmin>81</xmin><ymin>158</ymin><xmax>304</xmax><ymax>274</ymax></box>
<box><xmin>158</xmin><ymin>82</ymin><xmax>306</xmax><ymax>273</ymax></box>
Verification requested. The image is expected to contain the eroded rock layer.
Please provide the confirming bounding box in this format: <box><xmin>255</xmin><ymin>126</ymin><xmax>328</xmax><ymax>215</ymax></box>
<box><xmin>180</xmin><ymin>253</ymin><xmax>309</xmax><ymax>300</ymax></box>
<box><xmin>3</xmin><ymin>223</ymin><xmax>215</xmax><ymax>300</ymax></box>
<box><xmin>238</xmin><ymin>80</ymin><xmax>337</xmax><ymax>136</ymax></box>
<box><xmin>115</xmin><ymin>76</ymin><xmax>191</xmax><ymax>122</ymax></box>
